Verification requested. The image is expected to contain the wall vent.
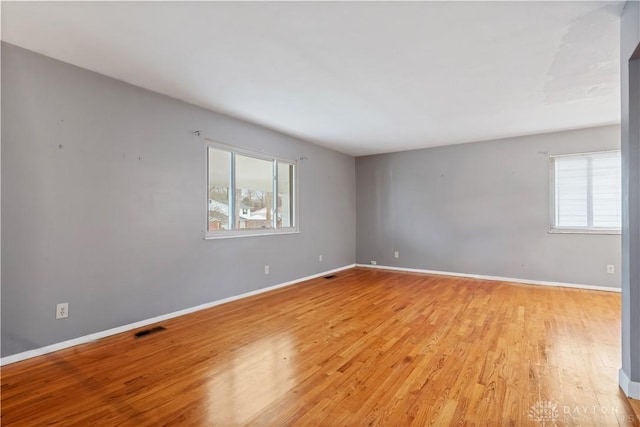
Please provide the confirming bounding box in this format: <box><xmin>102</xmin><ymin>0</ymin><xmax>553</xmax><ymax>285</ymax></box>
<box><xmin>134</xmin><ymin>326</ymin><xmax>167</xmax><ymax>338</ymax></box>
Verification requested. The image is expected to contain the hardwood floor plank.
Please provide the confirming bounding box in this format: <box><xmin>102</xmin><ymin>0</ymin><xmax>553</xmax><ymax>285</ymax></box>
<box><xmin>1</xmin><ymin>268</ymin><xmax>637</xmax><ymax>426</ymax></box>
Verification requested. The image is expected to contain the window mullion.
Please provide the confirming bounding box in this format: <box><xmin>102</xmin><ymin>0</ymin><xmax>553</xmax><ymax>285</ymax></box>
<box><xmin>552</xmin><ymin>158</ymin><xmax>559</xmax><ymax>227</ymax></box>
<box><xmin>229</xmin><ymin>152</ymin><xmax>236</xmax><ymax>230</ymax></box>
<box><xmin>586</xmin><ymin>155</ymin><xmax>594</xmax><ymax>228</ymax></box>
<box><xmin>272</xmin><ymin>161</ymin><xmax>278</xmax><ymax>229</ymax></box>
<box><xmin>290</xmin><ymin>164</ymin><xmax>295</xmax><ymax>227</ymax></box>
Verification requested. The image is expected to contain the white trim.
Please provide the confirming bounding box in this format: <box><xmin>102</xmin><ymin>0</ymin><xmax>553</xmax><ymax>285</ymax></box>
<box><xmin>356</xmin><ymin>264</ymin><xmax>621</xmax><ymax>293</ymax></box>
<box><xmin>549</xmin><ymin>149</ymin><xmax>621</xmax><ymax>159</ymax></box>
<box><xmin>619</xmin><ymin>368</ymin><xmax>640</xmax><ymax>399</ymax></box>
<box><xmin>204</xmin><ymin>230</ymin><xmax>300</xmax><ymax>240</ymax></box>
<box><xmin>548</xmin><ymin>228</ymin><xmax>621</xmax><ymax>235</ymax></box>
<box><xmin>199</xmin><ymin>134</ymin><xmax>297</xmax><ymax>165</ymax></box>
<box><xmin>0</xmin><ymin>264</ymin><xmax>356</xmax><ymax>366</ymax></box>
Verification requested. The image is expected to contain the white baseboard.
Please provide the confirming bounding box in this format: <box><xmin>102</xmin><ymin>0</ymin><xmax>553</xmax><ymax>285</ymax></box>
<box><xmin>619</xmin><ymin>368</ymin><xmax>640</xmax><ymax>399</ymax></box>
<box><xmin>0</xmin><ymin>264</ymin><xmax>356</xmax><ymax>366</ymax></box>
<box><xmin>356</xmin><ymin>264</ymin><xmax>621</xmax><ymax>293</ymax></box>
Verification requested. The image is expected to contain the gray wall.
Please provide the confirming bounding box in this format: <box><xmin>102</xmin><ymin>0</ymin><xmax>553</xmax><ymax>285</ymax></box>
<box><xmin>356</xmin><ymin>125</ymin><xmax>621</xmax><ymax>288</ymax></box>
<box><xmin>1</xmin><ymin>43</ymin><xmax>356</xmax><ymax>357</ymax></box>
<box><xmin>620</xmin><ymin>0</ymin><xmax>640</xmax><ymax>390</ymax></box>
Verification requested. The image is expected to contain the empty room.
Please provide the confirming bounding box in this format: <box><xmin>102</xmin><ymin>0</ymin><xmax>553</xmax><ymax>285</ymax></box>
<box><xmin>2</xmin><ymin>1</ymin><xmax>640</xmax><ymax>426</ymax></box>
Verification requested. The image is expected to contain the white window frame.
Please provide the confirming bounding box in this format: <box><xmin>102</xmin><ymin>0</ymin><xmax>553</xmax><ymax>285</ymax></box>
<box><xmin>549</xmin><ymin>150</ymin><xmax>621</xmax><ymax>235</ymax></box>
<box><xmin>205</xmin><ymin>140</ymin><xmax>299</xmax><ymax>239</ymax></box>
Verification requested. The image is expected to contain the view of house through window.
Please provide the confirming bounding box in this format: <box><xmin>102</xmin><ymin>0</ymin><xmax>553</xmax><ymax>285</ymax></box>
<box><xmin>207</xmin><ymin>144</ymin><xmax>296</xmax><ymax>237</ymax></box>
<box><xmin>235</xmin><ymin>154</ymin><xmax>273</xmax><ymax>229</ymax></box>
<box><xmin>551</xmin><ymin>150</ymin><xmax>621</xmax><ymax>232</ymax></box>
<box><xmin>208</xmin><ymin>148</ymin><xmax>232</xmax><ymax>230</ymax></box>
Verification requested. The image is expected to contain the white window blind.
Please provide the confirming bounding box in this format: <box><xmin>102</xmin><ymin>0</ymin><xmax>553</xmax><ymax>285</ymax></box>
<box><xmin>551</xmin><ymin>151</ymin><xmax>621</xmax><ymax>232</ymax></box>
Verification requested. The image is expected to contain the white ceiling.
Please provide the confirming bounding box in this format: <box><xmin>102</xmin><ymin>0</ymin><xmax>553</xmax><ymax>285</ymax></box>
<box><xmin>1</xmin><ymin>1</ymin><xmax>623</xmax><ymax>156</ymax></box>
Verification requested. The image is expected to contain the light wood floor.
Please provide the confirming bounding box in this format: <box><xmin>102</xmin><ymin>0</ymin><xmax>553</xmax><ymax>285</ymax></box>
<box><xmin>1</xmin><ymin>268</ymin><xmax>637</xmax><ymax>426</ymax></box>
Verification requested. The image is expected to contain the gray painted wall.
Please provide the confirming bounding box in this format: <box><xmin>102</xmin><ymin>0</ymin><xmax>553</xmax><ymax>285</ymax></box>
<box><xmin>356</xmin><ymin>125</ymin><xmax>621</xmax><ymax>288</ymax></box>
<box><xmin>620</xmin><ymin>0</ymin><xmax>640</xmax><ymax>388</ymax></box>
<box><xmin>1</xmin><ymin>43</ymin><xmax>356</xmax><ymax>357</ymax></box>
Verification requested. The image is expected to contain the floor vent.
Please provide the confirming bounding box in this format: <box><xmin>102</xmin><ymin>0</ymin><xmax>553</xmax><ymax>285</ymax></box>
<box><xmin>324</xmin><ymin>275</ymin><xmax>337</xmax><ymax>279</ymax></box>
<box><xmin>134</xmin><ymin>326</ymin><xmax>167</xmax><ymax>338</ymax></box>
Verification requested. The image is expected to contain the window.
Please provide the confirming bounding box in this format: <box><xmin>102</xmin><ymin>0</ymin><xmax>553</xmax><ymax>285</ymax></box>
<box><xmin>207</xmin><ymin>142</ymin><xmax>297</xmax><ymax>238</ymax></box>
<box><xmin>550</xmin><ymin>150</ymin><xmax>621</xmax><ymax>233</ymax></box>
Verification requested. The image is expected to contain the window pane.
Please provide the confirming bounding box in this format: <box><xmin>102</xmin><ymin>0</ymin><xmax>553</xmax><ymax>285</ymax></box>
<box><xmin>592</xmin><ymin>153</ymin><xmax>621</xmax><ymax>228</ymax></box>
<box><xmin>555</xmin><ymin>156</ymin><xmax>588</xmax><ymax>227</ymax></box>
<box><xmin>277</xmin><ymin>162</ymin><xmax>294</xmax><ymax>228</ymax></box>
<box><xmin>208</xmin><ymin>148</ymin><xmax>231</xmax><ymax>230</ymax></box>
<box><xmin>235</xmin><ymin>154</ymin><xmax>273</xmax><ymax>229</ymax></box>
<box><xmin>205</xmin><ymin>142</ymin><xmax>298</xmax><ymax>238</ymax></box>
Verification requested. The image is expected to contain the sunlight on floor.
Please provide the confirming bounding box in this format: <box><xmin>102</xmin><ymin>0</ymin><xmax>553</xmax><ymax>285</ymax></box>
<box><xmin>206</xmin><ymin>333</ymin><xmax>297</xmax><ymax>425</ymax></box>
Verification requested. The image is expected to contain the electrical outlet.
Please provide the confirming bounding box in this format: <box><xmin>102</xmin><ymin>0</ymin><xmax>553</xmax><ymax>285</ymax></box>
<box><xmin>394</xmin><ymin>251</ymin><xmax>399</xmax><ymax>259</ymax></box>
<box><xmin>607</xmin><ymin>264</ymin><xmax>615</xmax><ymax>274</ymax></box>
<box><xmin>264</xmin><ymin>265</ymin><xmax>270</xmax><ymax>275</ymax></box>
<box><xmin>319</xmin><ymin>255</ymin><xmax>323</xmax><ymax>262</ymax></box>
<box><xmin>56</xmin><ymin>303</ymin><xmax>69</xmax><ymax>319</ymax></box>
<box><xmin>370</xmin><ymin>260</ymin><xmax>377</xmax><ymax>265</ymax></box>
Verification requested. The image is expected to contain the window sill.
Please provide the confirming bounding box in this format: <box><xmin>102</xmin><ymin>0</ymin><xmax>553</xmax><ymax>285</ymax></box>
<box><xmin>548</xmin><ymin>228</ymin><xmax>621</xmax><ymax>235</ymax></box>
<box><xmin>205</xmin><ymin>229</ymin><xmax>300</xmax><ymax>240</ymax></box>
